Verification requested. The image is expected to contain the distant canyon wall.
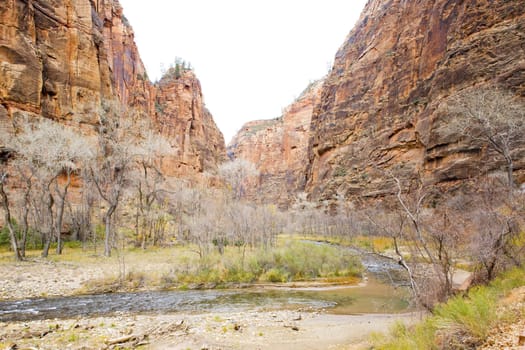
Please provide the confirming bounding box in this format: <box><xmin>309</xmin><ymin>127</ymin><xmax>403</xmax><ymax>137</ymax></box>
<box><xmin>228</xmin><ymin>80</ymin><xmax>322</xmax><ymax>208</ymax></box>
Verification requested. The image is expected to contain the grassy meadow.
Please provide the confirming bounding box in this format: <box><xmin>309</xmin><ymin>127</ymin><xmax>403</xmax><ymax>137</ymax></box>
<box><xmin>0</xmin><ymin>237</ymin><xmax>364</xmax><ymax>295</ymax></box>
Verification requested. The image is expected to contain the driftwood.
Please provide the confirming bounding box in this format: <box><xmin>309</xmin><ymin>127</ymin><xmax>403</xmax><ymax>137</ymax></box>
<box><xmin>21</xmin><ymin>327</ymin><xmax>54</xmax><ymax>339</ymax></box>
<box><xmin>104</xmin><ymin>320</ymin><xmax>188</xmax><ymax>347</ymax></box>
<box><xmin>5</xmin><ymin>345</ymin><xmax>38</xmax><ymax>350</ymax></box>
<box><xmin>518</xmin><ymin>333</ymin><xmax>525</xmax><ymax>346</ymax></box>
<box><xmin>105</xmin><ymin>334</ymin><xmax>139</xmax><ymax>345</ymax></box>
<box><xmin>284</xmin><ymin>324</ymin><xmax>300</xmax><ymax>331</ymax></box>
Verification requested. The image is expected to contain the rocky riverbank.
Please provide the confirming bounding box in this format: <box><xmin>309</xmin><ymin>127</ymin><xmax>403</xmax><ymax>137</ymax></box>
<box><xmin>0</xmin><ymin>310</ymin><xmax>420</xmax><ymax>350</ymax></box>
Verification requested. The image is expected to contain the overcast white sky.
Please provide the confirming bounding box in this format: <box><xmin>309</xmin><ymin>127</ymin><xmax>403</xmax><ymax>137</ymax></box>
<box><xmin>119</xmin><ymin>0</ymin><xmax>367</xmax><ymax>143</ymax></box>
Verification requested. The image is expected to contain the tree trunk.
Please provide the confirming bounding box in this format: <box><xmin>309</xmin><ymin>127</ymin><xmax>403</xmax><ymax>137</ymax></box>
<box><xmin>41</xmin><ymin>238</ymin><xmax>51</xmax><ymax>258</ymax></box>
<box><xmin>135</xmin><ymin>205</ymin><xmax>140</xmax><ymax>247</ymax></box>
<box><xmin>141</xmin><ymin>221</ymin><xmax>147</xmax><ymax>250</ymax></box>
<box><xmin>55</xmin><ymin>172</ymin><xmax>71</xmax><ymax>254</ymax></box>
<box><xmin>41</xmin><ymin>190</ymin><xmax>54</xmax><ymax>257</ymax></box>
<box><xmin>506</xmin><ymin>156</ymin><xmax>515</xmax><ymax>190</ymax></box>
<box><xmin>0</xmin><ymin>179</ymin><xmax>22</xmax><ymax>261</ymax></box>
<box><xmin>19</xmin><ymin>181</ymin><xmax>32</xmax><ymax>257</ymax></box>
<box><xmin>241</xmin><ymin>244</ymin><xmax>247</xmax><ymax>270</ymax></box>
<box><xmin>20</xmin><ymin>205</ymin><xmax>29</xmax><ymax>257</ymax></box>
<box><xmin>136</xmin><ymin>182</ymin><xmax>144</xmax><ymax>248</ymax></box>
<box><xmin>104</xmin><ymin>214</ymin><xmax>111</xmax><ymax>257</ymax></box>
<box><xmin>104</xmin><ymin>204</ymin><xmax>117</xmax><ymax>257</ymax></box>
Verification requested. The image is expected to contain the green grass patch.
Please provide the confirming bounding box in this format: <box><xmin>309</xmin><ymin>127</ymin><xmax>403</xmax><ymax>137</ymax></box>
<box><xmin>268</xmin><ymin>240</ymin><xmax>363</xmax><ymax>281</ymax></box>
<box><xmin>433</xmin><ymin>286</ymin><xmax>497</xmax><ymax>342</ymax></box>
<box><xmin>164</xmin><ymin>240</ymin><xmax>363</xmax><ymax>286</ymax></box>
<box><xmin>371</xmin><ymin>267</ymin><xmax>525</xmax><ymax>349</ymax></box>
<box><xmin>371</xmin><ymin>319</ymin><xmax>438</xmax><ymax>350</ymax></box>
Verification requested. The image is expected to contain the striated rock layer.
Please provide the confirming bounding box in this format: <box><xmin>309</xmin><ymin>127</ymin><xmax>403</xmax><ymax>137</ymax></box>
<box><xmin>306</xmin><ymin>0</ymin><xmax>525</xmax><ymax>202</ymax></box>
<box><xmin>0</xmin><ymin>0</ymin><xmax>224</xmax><ymax>178</ymax></box>
<box><xmin>229</xmin><ymin>80</ymin><xmax>322</xmax><ymax>208</ymax></box>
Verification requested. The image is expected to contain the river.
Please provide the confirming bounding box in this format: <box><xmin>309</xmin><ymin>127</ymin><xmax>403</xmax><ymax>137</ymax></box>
<box><xmin>0</xmin><ymin>247</ymin><xmax>412</xmax><ymax>322</ymax></box>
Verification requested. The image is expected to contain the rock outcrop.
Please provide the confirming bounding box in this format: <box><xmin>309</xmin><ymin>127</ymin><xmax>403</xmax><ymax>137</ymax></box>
<box><xmin>306</xmin><ymin>0</ymin><xmax>525</xmax><ymax>202</ymax></box>
<box><xmin>228</xmin><ymin>80</ymin><xmax>322</xmax><ymax>208</ymax></box>
<box><xmin>0</xmin><ymin>0</ymin><xmax>224</xmax><ymax>178</ymax></box>
<box><xmin>154</xmin><ymin>70</ymin><xmax>225</xmax><ymax>177</ymax></box>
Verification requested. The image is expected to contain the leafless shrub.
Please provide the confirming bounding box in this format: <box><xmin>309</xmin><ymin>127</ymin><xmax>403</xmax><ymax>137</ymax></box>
<box><xmin>466</xmin><ymin>177</ymin><xmax>524</xmax><ymax>283</ymax></box>
<box><xmin>445</xmin><ymin>87</ymin><xmax>525</xmax><ymax>188</ymax></box>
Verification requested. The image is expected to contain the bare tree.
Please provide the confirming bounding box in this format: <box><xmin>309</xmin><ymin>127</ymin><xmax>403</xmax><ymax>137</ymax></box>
<box><xmin>364</xmin><ymin>209</ymin><xmax>422</xmax><ymax>302</ymax></box>
<box><xmin>363</xmin><ymin>173</ymin><xmax>468</xmax><ymax>310</ymax></box>
<box><xmin>133</xmin><ymin>128</ymin><xmax>171</xmax><ymax>249</ymax></box>
<box><xmin>88</xmin><ymin>102</ymin><xmax>174</xmax><ymax>256</ymax></box>
<box><xmin>165</xmin><ymin>179</ymin><xmax>196</xmax><ymax>242</ymax></box>
<box><xmin>42</xmin><ymin>122</ymin><xmax>89</xmax><ymax>254</ymax></box>
<box><xmin>0</xmin><ymin>129</ymin><xmax>33</xmax><ymax>258</ymax></box>
<box><xmin>446</xmin><ymin>88</ymin><xmax>525</xmax><ymax>188</ymax></box>
<box><xmin>68</xmin><ymin>188</ymin><xmax>95</xmax><ymax>245</ymax></box>
<box><xmin>0</xmin><ymin>127</ymin><xmax>22</xmax><ymax>260</ymax></box>
<box><xmin>290</xmin><ymin>192</ymin><xmax>317</xmax><ymax>235</ymax></box>
<box><xmin>1</xmin><ymin>130</ymin><xmax>36</xmax><ymax>259</ymax></box>
<box><xmin>467</xmin><ymin>177</ymin><xmax>524</xmax><ymax>282</ymax></box>
<box><xmin>332</xmin><ymin>190</ymin><xmax>357</xmax><ymax>237</ymax></box>
<box><xmin>0</xmin><ymin>169</ymin><xmax>22</xmax><ymax>261</ymax></box>
<box><xmin>218</xmin><ymin>158</ymin><xmax>258</xmax><ymax>200</ymax></box>
<box><xmin>253</xmin><ymin>204</ymin><xmax>281</xmax><ymax>249</ymax></box>
<box><xmin>184</xmin><ymin>187</ymin><xmax>217</xmax><ymax>259</ymax></box>
<box><xmin>89</xmin><ymin>101</ymin><xmax>140</xmax><ymax>257</ymax></box>
<box><xmin>13</xmin><ymin>166</ymin><xmax>33</xmax><ymax>257</ymax></box>
<box><xmin>166</xmin><ymin>182</ymin><xmax>282</xmax><ymax>261</ymax></box>
<box><xmin>2</xmin><ymin>118</ymin><xmax>92</xmax><ymax>257</ymax></box>
<box><xmin>392</xmin><ymin>176</ymin><xmax>469</xmax><ymax>307</ymax></box>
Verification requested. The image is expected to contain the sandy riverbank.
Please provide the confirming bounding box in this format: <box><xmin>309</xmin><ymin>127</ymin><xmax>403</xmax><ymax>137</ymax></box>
<box><xmin>0</xmin><ymin>309</ymin><xmax>421</xmax><ymax>349</ymax></box>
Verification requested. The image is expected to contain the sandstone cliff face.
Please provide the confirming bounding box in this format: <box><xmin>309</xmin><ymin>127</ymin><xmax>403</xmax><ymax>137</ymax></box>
<box><xmin>306</xmin><ymin>0</ymin><xmax>525</xmax><ymax>201</ymax></box>
<box><xmin>154</xmin><ymin>71</ymin><xmax>225</xmax><ymax>177</ymax></box>
<box><xmin>229</xmin><ymin>80</ymin><xmax>322</xmax><ymax>208</ymax></box>
<box><xmin>1</xmin><ymin>0</ymin><xmax>125</xmax><ymax>124</ymax></box>
<box><xmin>0</xmin><ymin>0</ymin><xmax>224</xmax><ymax>177</ymax></box>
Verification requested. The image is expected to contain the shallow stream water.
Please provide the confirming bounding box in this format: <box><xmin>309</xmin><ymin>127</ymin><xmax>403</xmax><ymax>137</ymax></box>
<box><xmin>0</xmin><ymin>279</ymin><xmax>410</xmax><ymax>322</ymax></box>
<box><xmin>0</xmin><ymin>245</ymin><xmax>411</xmax><ymax>322</ymax></box>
